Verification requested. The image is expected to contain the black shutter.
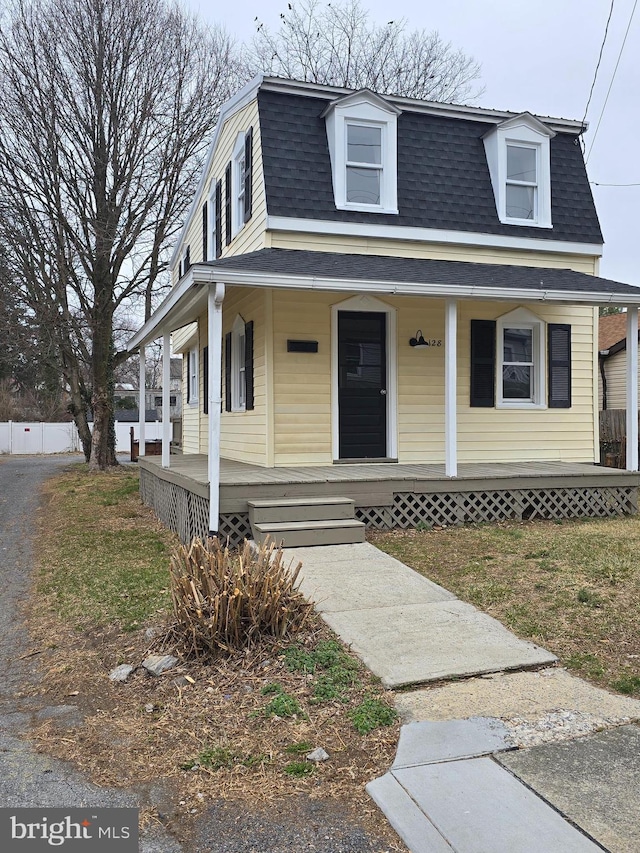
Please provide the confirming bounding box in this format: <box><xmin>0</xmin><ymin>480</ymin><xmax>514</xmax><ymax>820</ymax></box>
<box><xmin>202</xmin><ymin>202</ymin><xmax>208</xmax><ymax>261</ymax></box>
<box><xmin>203</xmin><ymin>345</ymin><xmax>208</xmax><ymax>414</ymax></box>
<box><xmin>548</xmin><ymin>324</ymin><xmax>571</xmax><ymax>408</ymax></box>
<box><xmin>244</xmin><ymin>320</ymin><xmax>254</xmax><ymax>410</ymax></box>
<box><xmin>178</xmin><ymin>260</ymin><xmax>183</xmax><ymax>280</ymax></box>
<box><xmin>224</xmin><ymin>331</ymin><xmax>232</xmax><ymax>412</ymax></box>
<box><xmin>186</xmin><ymin>350</ymin><xmax>191</xmax><ymax>404</ymax></box>
<box><xmin>214</xmin><ymin>180</ymin><xmax>222</xmax><ymax>258</ymax></box>
<box><xmin>243</xmin><ymin>127</ymin><xmax>253</xmax><ymax>223</ymax></box>
<box><xmin>184</xmin><ymin>245</ymin><xmax>191</xmax><ymax>272</ymax></box>
<box><xmin>224</xmin><ymin>162</ymin><xmax>232</xmax><ymax>246</ymax></box>
<box><xmin>470</xmin><ymin>319</ymin><xmax>496</xmax><ymax>407</ymax></box>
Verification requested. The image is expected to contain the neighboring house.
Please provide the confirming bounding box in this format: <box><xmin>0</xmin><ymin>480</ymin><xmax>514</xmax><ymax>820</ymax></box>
<box><xmin>598</xmin><ymin>313</ymin><xmax>640</xmax><ymax>410</ymax></box>
<box><xmin>114</xmin><ymin>358</ymin><xmax>183</xmax><ymax>420</ymax></box>
<box><xmin>128</xmin><ymin>75</ymin><xmax>640</xmax><ymax>545</ymax></box>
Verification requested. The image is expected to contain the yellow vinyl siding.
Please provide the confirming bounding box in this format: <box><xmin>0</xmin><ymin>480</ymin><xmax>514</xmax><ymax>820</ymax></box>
<box><xmin>174</xmin><ymin>99</ymin><xmax>266</xmax><ymax>285</ymax></box>
<box><xmin>216</xmin><ymin>288</ymin><xmax>268</xmax><ymax>465</ymax></box>
<box><xmin>457</xmin><ymin>302</ymin><xmax>597</xmax><ymax>463</ymax></box>
<box><xmin>272</xmin><ymin>290</ymin><xmax>333</xmax><ymax>465</ymax></box>
<box><xmin>268</xmin><ymin>230</ymin><xmax>599</xmax><ymax>274</ymax></box>
<box><xmin>603</xmin><ymin>351</ymin><xmax>630</xmax><ymax>409</ymax></box>
<box><xmin>181</xmin><ymin>329</ymin><xmax>200</xmax><ymax>454</ymax></box>
<box><xmin>172</xmin><ymin>323</ymin><xmax>198</xmax><ymax>354</ymax></box>
<box><xmin>270</xmin><ymin>291</ymin><xmax>597</xmax><ymax>466</ymax></box>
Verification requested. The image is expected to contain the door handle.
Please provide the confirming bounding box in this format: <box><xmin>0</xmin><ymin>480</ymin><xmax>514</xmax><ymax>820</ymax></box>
<box><xmin>380</xmin><ymin>389</ymin><xmax>387</xmax><ymax>396</ymax></box>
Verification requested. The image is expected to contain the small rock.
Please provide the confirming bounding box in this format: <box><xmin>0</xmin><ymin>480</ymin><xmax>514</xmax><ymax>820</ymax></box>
<box><xmin>142</xmin><ymin>654</ymin><xmax>178</xmax><ymax>676</ymax></box>
<box><xmin>306</xmin><ymin>747</ymin><xmax>330</xmax><ymax>763</ymax></box>
<box><xmin>173</xmin><ymin>675</ymin><xmax>192</xmax><ymax>688</ymax></box>
<box><xmin>145</xmin><ymin>627</ymin><xmax>159</xmax><ymax>641</ymax></box>
<box><xmin>144</xmin><ymin>703</ymin><xmax>155</xmax><ymax>713</ymax></box>
<box><xmin>109</xmin><ymin>664</ymin><xmax>135</xmax><ymax>682</ymax></box>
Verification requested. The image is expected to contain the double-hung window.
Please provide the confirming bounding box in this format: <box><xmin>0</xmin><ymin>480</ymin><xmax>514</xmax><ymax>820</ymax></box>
<box><xmin>187</xmin><ymin>346</ymin><xmax>198</xmax><ymax>406</ymax></box>
<box><xmin>497</xmin><ymin>310</ymin><xmax>545</xmax><ymax>407</ymax></box>
<box><xmin>482</xmin><ymin>113</ymin><xmax>554</xmax><ymax>228</ymax></box>
<box><xmin>346</xmin><ymin>123</ymin><xmax>383</xmax><ymax>206</ymax></box>
<box><xmin>323</xmin><ymin>90</ymin><xmax>399</xmax><ymax>214</ymax></box>
<box><xmin>232</xmin><ymin>316</ymin><xmax>246</xmax><ymax>412</ymax></box>
<box><xmin>506</xmin><ymin>144</ymin><xmax>538</xmax><ymax>222</ymax></box>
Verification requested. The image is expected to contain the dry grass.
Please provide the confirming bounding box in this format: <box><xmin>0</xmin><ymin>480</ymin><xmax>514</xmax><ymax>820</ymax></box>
<box><xmin>169</xmin><ymin>537</ymin><xmax>312</xmax><ymax>656</ymax></box>
<box><xmin>24</xmin><ymin>466</ymin><xmax>403</xmax><ymax>849</ymax></box>
<box><xmin>371</xmin><ymin>516</ymin><xmax>640</xmax><ymax>696</ymax></box>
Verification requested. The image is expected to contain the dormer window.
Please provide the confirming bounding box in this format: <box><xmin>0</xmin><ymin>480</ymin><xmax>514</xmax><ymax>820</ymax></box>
<box><xmin>483</xmin><ymin>113</ymin><xmax>554</xmax><ymax>228</ymax></box>
<box><xmin>323</xmin><ymin>90</ymin><xmax>400</xmax><ymax>214</ymax></box>
<box><xmin>506</xmin><ymin>144</ymin><xmax>538</xmax><ymax>220</ymax></box>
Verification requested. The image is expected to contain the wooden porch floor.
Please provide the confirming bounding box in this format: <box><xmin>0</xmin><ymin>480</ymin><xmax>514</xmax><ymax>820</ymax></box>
<box><xmin>139</xmin><ymin>454</ymin><xmax>640</xmax><ymax>513</ymax></box>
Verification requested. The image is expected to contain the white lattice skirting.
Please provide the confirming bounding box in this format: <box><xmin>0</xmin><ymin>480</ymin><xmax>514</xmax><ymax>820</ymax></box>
<box><xmin>140</xmin><ymin>469</ymin><xmax>637</xmax><ymax>547</ymax></box>
<box><xmin>139</xmin><ymin>468</ymin><xmax>251</xmax><ymax>545</ymax></box>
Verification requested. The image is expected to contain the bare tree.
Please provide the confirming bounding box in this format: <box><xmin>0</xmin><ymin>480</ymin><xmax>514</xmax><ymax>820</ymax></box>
<box><xmin>0</xmin><ymin>0</ymin><xmax>241</xmax><ymax>468</ymax></box>
<box><xmin>245</xmin><ymin>0</ymin><xmax>483</xmax><ymax>103</ymax></box>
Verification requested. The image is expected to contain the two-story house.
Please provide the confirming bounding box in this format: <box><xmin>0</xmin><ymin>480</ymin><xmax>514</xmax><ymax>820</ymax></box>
<box><xmin>128</xmin><ymin>75</ymin><xmax>640</xmax><ymax>546</ymax></box>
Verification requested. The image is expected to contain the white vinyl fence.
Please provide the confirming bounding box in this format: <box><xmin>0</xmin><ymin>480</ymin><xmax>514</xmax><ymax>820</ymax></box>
<box><xmin>0</xmin><ymin>421</ymin><xmax>163</xmax><ymax>455</ymax></box>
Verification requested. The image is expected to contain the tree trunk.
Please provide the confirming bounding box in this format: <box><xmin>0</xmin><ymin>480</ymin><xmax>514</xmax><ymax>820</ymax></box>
<box><xmin>90</xmin><ymin>320</ymin><xmax>118</xmax><ymax>470</ymax></box>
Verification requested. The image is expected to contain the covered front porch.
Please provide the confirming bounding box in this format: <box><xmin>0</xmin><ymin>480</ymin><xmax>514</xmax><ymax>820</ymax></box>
<box><xmin>137</xmin><ymin>454</ymin><xmax>640</xmax><ymax>546</ymax></box>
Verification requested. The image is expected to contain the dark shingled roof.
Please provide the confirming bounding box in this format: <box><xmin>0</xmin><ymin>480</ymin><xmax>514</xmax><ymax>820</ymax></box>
<box><xmin>257</xmin><ymin>89</ymin><xmax>604</xmax><ymax>245</ymax></box>
<box><xmin>206</xmin><ymin>249</ymin><xmax>640</xmax><ymax>297</ymax></box>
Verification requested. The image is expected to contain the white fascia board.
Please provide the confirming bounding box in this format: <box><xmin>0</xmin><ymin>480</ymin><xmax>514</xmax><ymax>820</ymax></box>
<box><xmin>127</xmin><ymin>270</ymin><xmax>201</xmax><ymax>351</ymax></box>
<box><xmin>168</xmin><ymin>74</ymin><xmax>264</xmax><ymax>270</ymax></box>
<box><xmin>260</xmin><ymin>77</ymin><xmax>585</xmax><ymax>134</ymax></box>
<box><xmin>200</xmin><ymin>267</ymin><xmax>640</xmax><ymax>305</ymax></box>
<box><xmin>266</xmin><ymin>215</ymin><xmax>603</xmax><ymax>257</ymax></box>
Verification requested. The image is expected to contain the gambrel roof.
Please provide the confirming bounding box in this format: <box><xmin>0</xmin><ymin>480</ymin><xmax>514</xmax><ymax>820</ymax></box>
<box><xmin>257</xmin><ymin>86</ymin><xmax>603</xmax><ymax>244</ymax></box>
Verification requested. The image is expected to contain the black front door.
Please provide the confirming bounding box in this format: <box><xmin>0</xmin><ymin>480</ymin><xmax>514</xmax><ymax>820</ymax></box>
<box><xmin>338</xmin><ymin>311</ymin><xmax>387</xmax><ymax>459</ymax></box>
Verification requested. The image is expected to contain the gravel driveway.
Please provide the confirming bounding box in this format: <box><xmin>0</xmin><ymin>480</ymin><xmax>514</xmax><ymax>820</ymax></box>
<box><xmin>0</xmin><ymin>456</ymin><xmax>396</xmax><ymax>852</ymax></box>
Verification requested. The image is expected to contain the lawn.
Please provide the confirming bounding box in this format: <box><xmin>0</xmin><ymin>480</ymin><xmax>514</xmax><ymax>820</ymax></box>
<box><xmin>27</xmin><ymin>464</ymin><xmax>401</xmax><ymax>846</ymax></box>
<box><xmin>370</xmin><ymin>516</ymin><xmax>640</xmax><ymax>697</ymax></box>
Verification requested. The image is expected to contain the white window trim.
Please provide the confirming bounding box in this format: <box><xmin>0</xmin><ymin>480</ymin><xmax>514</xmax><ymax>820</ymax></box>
<box><xmin>207</xmin><ymin>187</ymin><xmax>216</xmax><ymax>261</ymax></box>
<box><xmin>231</xmin><ymin>133</ymin><xmax>246</xmax><ymax>238</ymax></box>
<box><xmin>323</xmin><ymin>92</ymin><xmax>399</xmax><ymax>214</ymax></box>
<box><xmin>496</xmin><ymin>308</ymin><xmax>546</xmax><ymax>409</ymax></box>
<box><xmin>231</xmin><ymin>314</ymin><xmax>246</xmax><ymax>413</ymax></box>
<box><xmin>483</xmin><ymin>113</ymin><xmax>554</xmax><ymax>229</ymax></box>
<box><xmin>188</xmin><ymin>346</ymin><xmax>199</xmax><ymax>406</ymax></box>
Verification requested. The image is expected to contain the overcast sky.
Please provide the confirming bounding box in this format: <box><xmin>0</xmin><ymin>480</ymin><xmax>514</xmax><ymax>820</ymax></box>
<box><xmin>189</xmin><ymin>0</ymin><xmax>639</xmax><ymax>286</ymax></box>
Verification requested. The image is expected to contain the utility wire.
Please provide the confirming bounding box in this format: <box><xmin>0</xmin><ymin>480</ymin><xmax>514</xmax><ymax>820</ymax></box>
<box><xmin>586</xmin><ymin>0</ymin><xmax>639</xmax><ymax>164</ymax></box>
<box><xmin>580</xmin><ymin>0</ymin><xmax>616</xmax><ymax>151</ymax></box>
<box><xmin>590</xmin><ymin>181</ymin><xmax>640</xmax><ymax>186</ymax></box>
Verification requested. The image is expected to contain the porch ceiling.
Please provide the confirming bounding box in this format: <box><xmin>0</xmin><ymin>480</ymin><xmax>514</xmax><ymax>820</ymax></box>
<box><xmin>127</xmin><ymin>248</ymin><xmax>640</xmax><ymax>351</ymax></box>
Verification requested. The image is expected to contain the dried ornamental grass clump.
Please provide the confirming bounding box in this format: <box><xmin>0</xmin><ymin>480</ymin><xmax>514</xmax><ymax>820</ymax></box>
<box><xmin>169</xmin><ymin>537</ymin><xmax>312</xmax><ymax>658</ymax></box>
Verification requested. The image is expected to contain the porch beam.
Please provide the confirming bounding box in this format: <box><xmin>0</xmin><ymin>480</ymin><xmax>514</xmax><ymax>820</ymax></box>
<box><xmin>445</xmin><ymin>299</ymin><xmax>457</xmax><ymax>477</ymax></box>
<box><xmin>626</xmin><ymin>306</ymin><xmax>639</xmax><ymax>471</ymax></box>
<box><xmin>208</xmin><ymin>283</ymin><xmax>225</xmax><ymax>535</ymax></box>
<box><xmin>162</xmin><ymin>332</ymin><xmax>171</xmax><ymax>468</ymax></box>
<box><xmin>138</xmin><ymin>344</ymin><xmax>146</xmax><ymax>458</ymax></box>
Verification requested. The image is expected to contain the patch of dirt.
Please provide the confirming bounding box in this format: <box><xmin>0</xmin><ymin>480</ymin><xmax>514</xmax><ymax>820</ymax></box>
<box><xmin>24</xmin><ymin>607</ymin><xmax>404</xmax><ymax>850</ymax></box>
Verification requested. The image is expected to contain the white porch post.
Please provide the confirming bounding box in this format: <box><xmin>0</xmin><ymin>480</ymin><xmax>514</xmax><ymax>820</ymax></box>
<box><xmin>208</xmin><ymin>283</ymin><xmax>225</xmax><ymax>534</ymax></box>
<box><xmin>162</xmin><ymin>332</ymin><xmax>171</xmax><ymax>468</ymax></box>
<box><xmin>626</xmin><ymin>306</ymin><xmax>638</xmax><ymax>471</ymax></box>
<box><xmin>138</xmin><ymin>345</ymin><xmax>146</xmax><ymax>458</ymax></box>
<box><xmin>445</xmin><ymin>299</ymin><xmax>458</xmax><ymax>477</ymax></box>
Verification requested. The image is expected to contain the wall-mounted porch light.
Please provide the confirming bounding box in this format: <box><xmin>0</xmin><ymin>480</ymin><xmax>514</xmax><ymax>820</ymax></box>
<box><xmin>409</xmin><ymin>330</ymin><xmax>429</xmax><ymax>348</ymax></box>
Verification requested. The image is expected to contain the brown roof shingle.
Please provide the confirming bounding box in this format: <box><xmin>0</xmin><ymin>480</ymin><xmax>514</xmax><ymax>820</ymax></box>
<box><xmin>599</xmin><ymin>312</ymin><xmax>639</xmax><ymax>351</ymax></box>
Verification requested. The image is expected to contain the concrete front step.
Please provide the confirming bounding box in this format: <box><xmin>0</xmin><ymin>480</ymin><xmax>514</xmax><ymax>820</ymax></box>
<box><xmin>248</xmin><ymin>496</ymin><xmax>355</xmax><ymax>524</ymax></box>
<box><xmin>252</xmin><ymin>518</ymin><xmax>366</xmax><ymax>548</ymax></box>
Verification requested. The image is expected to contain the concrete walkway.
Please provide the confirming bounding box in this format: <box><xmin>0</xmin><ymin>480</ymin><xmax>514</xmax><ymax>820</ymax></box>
<box><xmin>286</xmin><ymin>542</ymin><xmax>640</xmax><ymax>853</ymax></box>
<box><xmin>288</xmin><ymin>543</ymin><xmax>557</xmax><ymax>688</ymax></box>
